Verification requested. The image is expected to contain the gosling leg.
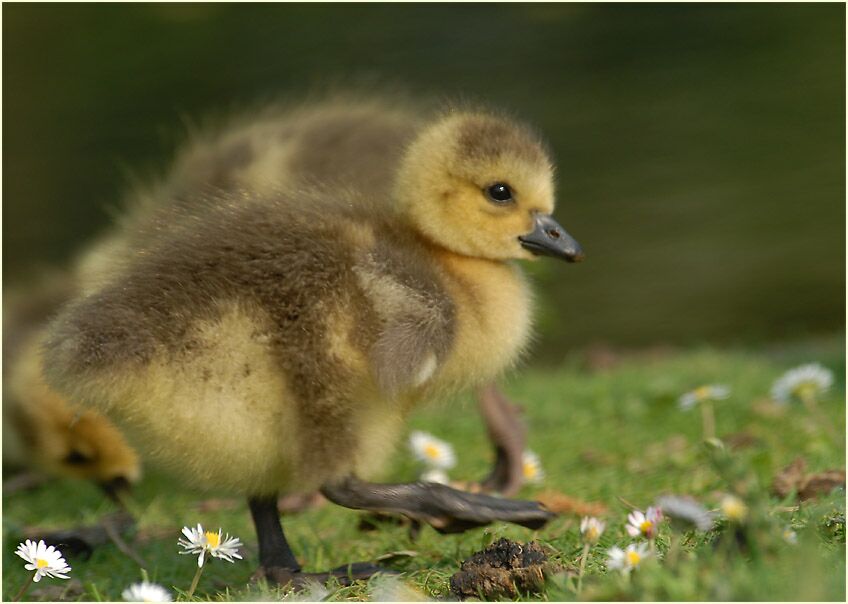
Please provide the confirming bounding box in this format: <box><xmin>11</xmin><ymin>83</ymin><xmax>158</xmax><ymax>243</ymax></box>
<box><xmin>248</xmin><ymin>496</ymin><xmax>301</xmax><ymax>571</ymax></box>
<box><xmin>477</xmin><ymin>383</ymin><xmax>527</xmax><ymax>496</ymax></box>
<box><xmin>247</xmin><ymin>495</ymin><xmax>392</xmax><ymax>587</ymax></box>
<box><xmin>320</xmin><ymin>476</ymin><xmax>555</xmax><ymax>534</ymax></box>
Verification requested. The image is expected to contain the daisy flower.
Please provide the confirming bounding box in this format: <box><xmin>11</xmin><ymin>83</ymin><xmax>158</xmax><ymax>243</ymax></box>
<box><xmin>782</xmin><ymin>527</ymin><xmax>798</xmax><ymax>545</ymax></box>
<box><xmin>606</xmin><ymin>542</ymin><xmax>651</xmax><ymax>574</ymax></box>
<box><xmin>420</xmin><ymin>468</ymin><xmax>450</xmax><ymax>484</ymax></box>
<box><xmin>625</xmin><ymin>506</ymin><xmax>663</xmax><ymax>539</ymax></box>
<box><xmin>678</xmin><ymin>384</ymin><xmax>730</xmax><ymax>410</ymax></box>
<box><xmin>771</xmin><ymin>363</ymin><xmax>834</xmax><ymax>405</ymax></box>
<box><xmin>522</xmin><ymin>450</ymin><xmax>545</xmax><ymax>484</ymax></box>
<box><xmin>370</xmin><ymin>575</ymin><xmax>427</xmax><ymax>602</ymax></box>
<box><xmin>720</xmin><ymin>494</ymin><xmax>748</xmax><ymax>523</ymax></box>
<box><xmin>122</xmin><ymin>581</ymin><xmax>173</xmax><ymax>602</ymax></box>
<box><xmin>14</xmin><ymin>539</ymin><xmax>71</xmax><ymax>582</ymax></box>
<box><xmin>409</xmin><ymin>431</ymin><xmax>456</xmax><ymax>469</ymax></box>
<box><xmin>580</xmin><ymin>516</ymin><xmax>606</xmax><ymax>544</ymax></box>
<box><xmin>283</xmin><ymin>579</ymin><xmax>331</xmax><ymax>602</ymax></box>
<box><xmin>577</xmin><ymin>516</ymin><xmax>607</xmax><ymax>593</ymax></box>
<box><xmin>655</xmin><ymin>495</ymin><xmax>714</xmax><ymax>532</ymax></box>
<box><xmin>178</xmin><ymin>524</ymin><xmax>243</xmax><ymax>567</ymax></box>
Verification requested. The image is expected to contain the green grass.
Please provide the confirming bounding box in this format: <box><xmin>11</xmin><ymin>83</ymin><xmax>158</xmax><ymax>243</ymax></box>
<box><xmin>3</xmin><ymin>336</ymin><xmax>845</xmax><ymax>601</ymax></box>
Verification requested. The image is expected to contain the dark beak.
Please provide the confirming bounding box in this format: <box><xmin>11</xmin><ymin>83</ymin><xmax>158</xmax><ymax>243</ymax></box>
<box><xmin>99</xmin><ymin>476</ymin><xmax>132</xmax><ymax>504</ymax></box>
<box><xmin>518</xmin><ymin>213</ymin><xmax>584</xmax><ymax>262</ymax></box>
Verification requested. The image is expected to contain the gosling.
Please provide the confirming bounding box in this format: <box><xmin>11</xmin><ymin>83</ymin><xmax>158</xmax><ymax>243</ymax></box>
<box><xmin>79</xmin><ymin>96</ymin><xmax>555</xmax><ymax>495</ymax></box>
<box><xmin>45</xmin><ymin>106</ymin><xmax>583</xmax><ymax>584</ymax></box>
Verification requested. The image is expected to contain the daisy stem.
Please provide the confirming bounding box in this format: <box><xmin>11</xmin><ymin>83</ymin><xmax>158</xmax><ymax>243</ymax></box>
<box><xmin>12</xmin><ymin>573</ymin><xmax>35</xmax><ymax>602</ymax></box>
<box><xmin>801</xmin><ymin>393</ymin><xmax>837</xmax><ymax>441</ymax></box>
<box><xmin>186</xmin><ymin>564</ymin><xmax>205</xmax><ymax>599</ymax></box>
<box><xmin>701</xmin><ymin>400</ymin><xmax>715</xmax><ymax>441</ymax></box>
<box><xmin>576</xmin><ymin>542</ymin><xmax>590</xmax><ymax>594</ymax></box>
<box><xmin>667</xmin><ymin>532</ymin><xmax>681</xmax><ymax>566</ymax></box>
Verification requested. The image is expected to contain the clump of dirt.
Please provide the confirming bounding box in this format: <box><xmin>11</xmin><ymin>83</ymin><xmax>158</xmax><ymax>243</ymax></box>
<box><xmin>450</xmin><ymin>538</ymin><xmax>557</xmax><ymax>600</ymax></box>
<box><xmin>772</xmin><ymin>457</ymin><xmax>845</xmax><ymax>501</ymax></box>
<box><xmin>723</xmin><ymin>431</ymin><xmax>761</xmax><ymax>451</ymax></box>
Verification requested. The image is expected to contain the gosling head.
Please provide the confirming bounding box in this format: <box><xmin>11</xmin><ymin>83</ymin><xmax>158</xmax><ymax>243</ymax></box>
<box><xmin>395</xmin><ymin>110</ymin><xmax>583</xmax><ymax>262</ymax></box>
<box><xmin>54</xmin><ymin>411</ymin><xmax>141</xmax><ymax>499</ymax></box>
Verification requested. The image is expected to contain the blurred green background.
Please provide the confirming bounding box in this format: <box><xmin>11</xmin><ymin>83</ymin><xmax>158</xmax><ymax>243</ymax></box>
<box><xmin>3</xmin><ymin>3</ymin><xmax>844</xmax><ymax>360</ymax></box>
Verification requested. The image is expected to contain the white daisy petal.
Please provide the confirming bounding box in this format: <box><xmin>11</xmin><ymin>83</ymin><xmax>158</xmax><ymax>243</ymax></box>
<box><xmin>580</xmin><ymin>516</ymin><xmax>605</xmax><ymax>544</ymax></box>
<box><xmin>370</xmin><ymin>574</ymin><xmax>428</xmax><ymax>601</ymax></box>
<box><xmin>646</xmin><ymin>506</ymin><xmax>663</xmax><ymax>524</ymax></box>
<box><xmin>678</xmin><ymin>392</ymin><xmax>698</xmax><ymax>410</ymax></box>
<box><xmin>208</xmin><ymin>532</ymin><xmax>243</xmax><ymax>563</ymax></box>
<box><xmin>606</xmin><ymin>546</ymin><xmax>626</xmax><ymax>570</ymax></box>
<box><xmin>522</xmin><ymin>450</ymin><xmax>545</xmax><ymax>484</ymax></box>
<box><xmin>283</xmin><ymin>580</ymin><xmax>332</xmax><ymax>602</ymax></box>
<box><xmin>420</xmin><ymin>468</ymin><xmax>450</xmax><ymax>484</ymax></box>
<box><xmin>656</xmin><ymin>495</ymin><xmax>714</xmax><ymax>531</ymax></box>
<box><xmin>15</xmin><ymin>539</ymin><xmax>71</xmax><ymax>582</ymax></box>
<box><xmin>678</xmin><ymin>384</ymin><xmax>731</xmax><ymax>410</ymax></box>
<box><xmin>626</xmin><ymin>507</ymin><xmax>662</xmax><ymax>539</ymax></box>
<box><xmin>606</xmin><ymin>542</ymin><xmax>651</xmax><ymax>574</ymax></box>
<box><xmin>409</xmin><ymin>430</ymin><xmax>456</xmax><ymax>469</ymax></box>
<box><xmin>122</xmin><ymin>581</ymin><xmax>173</xmax><ymax>602</ymax></box>
<box><xmin>179</xmin><ymin>524</ymin><xmax>242</xmax><ymax>567</ymax></box>
<box><xmin>771</xmin><ymin>363</ymin><xmax>834</xmax><ymax>404</ymax></box>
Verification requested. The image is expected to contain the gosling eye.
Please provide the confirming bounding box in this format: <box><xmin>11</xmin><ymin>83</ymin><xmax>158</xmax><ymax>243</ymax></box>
<box><xmin>63</xmin><ymin>450</ymin><xmax>93</xmax><ymax>466</ymax></box>
<box><xmin>484</xmin><ymin>182</ymin><xmax>514</xmax><ymax>205</ymax></box>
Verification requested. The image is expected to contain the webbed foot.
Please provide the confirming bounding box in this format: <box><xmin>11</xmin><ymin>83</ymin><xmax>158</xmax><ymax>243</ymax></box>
<box><xmin>256</xmin><ymin>562</ymin><xmax>397</xmax><ymax>588</ymax></box>
<box><xmin>321</xmin><ymin>476</ymin><xmax>555</xmax><ymax>534</ymax></box>
<box><xmin>248</xmin><ymin>495</ymin><xmax>401</xmax><ymax>591</ymax></box>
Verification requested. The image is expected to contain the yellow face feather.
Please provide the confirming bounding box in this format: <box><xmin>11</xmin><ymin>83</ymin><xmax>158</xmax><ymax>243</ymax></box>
<box><xmin>432</xmin><ymin>253</ymin><xmax>534</xmax><ymax>390</ymax></box>
<box><xmin>395</xmin><ymin>111</ymin><xmax>556</xmax><ymax>261</ymax></box>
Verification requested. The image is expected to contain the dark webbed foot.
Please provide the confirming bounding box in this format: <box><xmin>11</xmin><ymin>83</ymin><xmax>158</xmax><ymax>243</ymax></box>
<box><xmin>248</xmin><ymin>495</ymin><xmax>398</xmax><ymax>588</ymax></box>
<box><xmin>321</xmin><ymin>476</ymin><xmax>555</xmax><ymax>534</ymax></box>
<box><xmin>257</xmin><ymin>562</ymin><xmax>397</xmax><ymax>588</ymax></box>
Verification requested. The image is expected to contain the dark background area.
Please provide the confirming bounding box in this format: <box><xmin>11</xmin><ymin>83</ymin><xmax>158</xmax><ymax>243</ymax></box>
<box><xmin>3</xmin><ymin>3</ymin><xmax>845</xmax><ymax>360</ymax></box>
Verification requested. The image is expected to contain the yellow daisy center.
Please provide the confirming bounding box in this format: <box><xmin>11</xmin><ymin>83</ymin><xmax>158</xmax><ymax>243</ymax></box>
<box><xmin>205</xmin><ymin>531</ymin><xmax>220</xmax><ymax>548</ymax></box>
<box><xmin>586</xmin><ymin>527</ymin><xmax>599</xmax><ymax>541</ymax></box>
<box><xmin>792</xmin><ymin>382</ymin><xmax>817</xmax><ymax>399</ymax></box>
<box><xmin>627</xmin><ymin>551</ymin><xmax>641</xmax><ymax>566</ymax></box>
<box><xmin>523</xmin><ymin>463</ymin><xmax>537</xmax><ymax>478</ymax></box>
<box><xmin>640</xmin><ymin>520</ymin><xmax>653</xmax><ymax>534</ymax></box>
<box><xmin>36</xmin><ymin>558</ymin><xmax>49</xmax><ymax>569</ymax></box>
<box><xmin>723</xmin><ymin>499</ymin><xmax>748</xmax><ymax>521</ymax></box>
<box><xmin>424</xmin><ymin>444</ymin><xmax>441</xmax><ymax>459</ymax></box>
<box><xmin>693</xmin><ymin>386</ymin><xmax>711</xmax><ymax>400</ymax></box>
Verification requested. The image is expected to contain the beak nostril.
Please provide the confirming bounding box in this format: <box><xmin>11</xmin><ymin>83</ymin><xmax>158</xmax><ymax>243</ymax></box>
<box><xmin>519</xmin><ymin>213</ymin><xmax>581</xmax><ymax>262</ymax></box>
